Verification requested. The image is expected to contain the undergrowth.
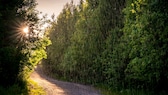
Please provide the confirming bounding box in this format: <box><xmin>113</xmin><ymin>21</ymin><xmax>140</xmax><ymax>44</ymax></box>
<box><xmin>0</xmin><ymin>84</ymin><xmax>27</xmax><ymax>95</ymax></box>
<box><xmin>27</xmin><ymin>79</ymin><xmax>46</xmax><ymax>95</ymax></box>
<box><xmin>96</xmin><ymin>84</ymin><xmax>168</xmax><ymax>95</ymax></box>
<box><xmin>0</xmin><ymin>79</ymin><xmax>45</xmax><ymax>95</ymax></box>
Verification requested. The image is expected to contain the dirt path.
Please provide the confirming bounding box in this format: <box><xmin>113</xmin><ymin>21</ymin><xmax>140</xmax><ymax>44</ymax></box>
<box><xmin>30</xmin><ymin>66</ymin><xmax>102</xmax><ymax>95</ymax></box>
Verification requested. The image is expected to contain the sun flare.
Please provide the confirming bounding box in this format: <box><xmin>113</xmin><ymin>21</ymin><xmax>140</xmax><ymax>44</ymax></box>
<box><xmin>23</xmin><ymin>26</ymin><xmax>29</xmax><ymax>34</ymax></box>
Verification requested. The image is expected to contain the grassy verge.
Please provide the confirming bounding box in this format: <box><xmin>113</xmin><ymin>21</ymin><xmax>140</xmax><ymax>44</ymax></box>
<box><xmin>96</xmin><ymin>84</ymin><xmax>168</xmax><ymax>95</ymax></box>
<box><xmin>27</xmin><ymin>79</ymin><xmax>46</xmax><ymax>95</ymax></box>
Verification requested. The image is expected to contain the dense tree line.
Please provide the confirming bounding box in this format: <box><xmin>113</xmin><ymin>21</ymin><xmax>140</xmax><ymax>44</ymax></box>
<box><xmin>0</xmin><ymin>0</ymin><xmax>51</xmax><ymax>90</ymax></box>
<box><xmin>44</xmin><ymin>0</ymin><xmax>168</xmax><ymax>93</ymax></box>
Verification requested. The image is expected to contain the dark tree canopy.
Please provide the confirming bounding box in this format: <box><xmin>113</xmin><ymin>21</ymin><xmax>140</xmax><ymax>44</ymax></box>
<box><xmin>0</xmin><ymin>0</ymin><xmax>51</xmax><ymax>87</ymax></box>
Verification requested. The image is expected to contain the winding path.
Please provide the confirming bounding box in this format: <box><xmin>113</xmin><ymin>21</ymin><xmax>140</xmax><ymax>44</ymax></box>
<box><xmin>30</xmin><ymin>66</ymin><xmax>102</xmax><ymax>95</ymax></box>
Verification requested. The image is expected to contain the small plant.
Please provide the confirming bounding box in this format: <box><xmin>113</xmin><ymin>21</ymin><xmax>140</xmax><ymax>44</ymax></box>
<box><xmin>27</xmin><ymin>79</ymin><xmax>46</xmax><ymax>95</ymax></box>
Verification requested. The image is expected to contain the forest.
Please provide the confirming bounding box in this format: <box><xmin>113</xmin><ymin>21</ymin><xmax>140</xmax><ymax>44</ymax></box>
<box><xmin>0</xmin><ymin>0</ymin><xmax>168</xmax><ymax>95</ymax></box>
<box><xmin>43</xmin><ymin>0</ymin><xmax>168</xmax><ymax>94</ymax></box>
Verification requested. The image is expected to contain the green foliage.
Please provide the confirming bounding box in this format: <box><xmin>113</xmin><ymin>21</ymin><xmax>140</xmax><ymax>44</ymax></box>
<box><xmin>0</xmin><ymin>47</ymin><xmax>23</xmax><ymax>86</ymax></box>
<box><xmin>27</xmin><ymin>79</ymin><xmax>46</xmax><ymax>95</ymax></box>
<box><xmin>0</xmin><ymin>79</ymin><xmax>46</xmax><ymax>95</ymax></box>
<box><xmin>45</xmin><ymin>0</ymin><xmax>126</xmax><ymax>85</ymax></box>
<box><xmin>43</xmin><ymin>1</ymin><xmax>79</xmax><ymax>79</ymax></box>
<box><xmin>97</xmin><ymin>84</ymin><xmax>167</xmax><ymax>95</ymax></box>
<box><xmin>0</xmin><ymin>2</ymin><xmax>51</xmax><ymax>95</ymax></box>
<box><xmin>21</xmin><ymin>35</ymin><xmax>51</xmax><ymax>79</ymax></box>
<box><xmin>44</xmin><ymin>0</ymin><xmax>168</xmax><ymax>94</ymax></box>
<box><xmin>0</xmin><ymin>0</ymin><xmax>27</xmax><ymax>81</ymax></box>
<box><xmin>0</xmin><ymin>84</ymin><xmax>28</xmax><ymax>95</ymax></box>
<box><xmin>123</xmin><ymin>0</ymin><xmax>168</xmax><ymax>90</ymax></box>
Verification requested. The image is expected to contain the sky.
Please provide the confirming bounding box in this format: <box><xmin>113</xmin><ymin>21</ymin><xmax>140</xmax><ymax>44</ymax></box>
<box><xmin>36</xmin><ymin>0</ymin><xmax>80</xmax><ymax>19</ymax></box>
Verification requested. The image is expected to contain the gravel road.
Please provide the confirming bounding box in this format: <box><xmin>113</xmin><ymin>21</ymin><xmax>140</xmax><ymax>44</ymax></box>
<box><xmin>30</xmin><ymin>66</ymin><xmax>102</xmax><ymax>95</ymax></box>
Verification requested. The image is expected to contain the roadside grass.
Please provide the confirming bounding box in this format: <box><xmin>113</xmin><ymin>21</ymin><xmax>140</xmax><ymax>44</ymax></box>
<box><xmin>99</xmin><ymin>88</ymin><xmax>154</xmax><ymax>95</ymax></box>
<box><xmin>27</xmin><ymin>79</ymin><xmax>46</xmax><ymax>95</ymax></box>
<box><xmin>96</xmin><ymin>84</ymin><xmax>168</xmax><ymax>95</ymax></box>
<box><xmin>0</xmin><ymin>79</ymin><xmax>45</xmax><ymax>95</ymax></box>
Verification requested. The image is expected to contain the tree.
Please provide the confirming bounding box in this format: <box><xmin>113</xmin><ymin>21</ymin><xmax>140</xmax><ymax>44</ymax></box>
<box><xmin>43</xmin><ymin>1</ymin><xmax>79</xmax><ymax>77</ymax></box>
<box><xmin>0</xmin><ymin>0</ymin><xmax>51</xmax><ymax>86</ymax></box>
<box><xmin>0</xmin><ymin>0</ymin><xmax>26</xmax><ymax>86</ymax></box>
<box><xmin>123</xmin><ymin>0</ymin><xmax>168</xmax><ymax>91</ymax></box>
